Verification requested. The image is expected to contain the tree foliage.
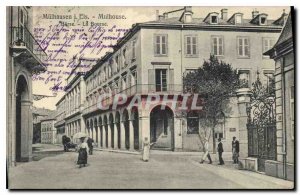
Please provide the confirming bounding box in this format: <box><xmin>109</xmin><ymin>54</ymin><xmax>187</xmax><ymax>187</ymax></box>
<box><xmin>183</xmin><ymin>55</ymin><xmax>240</xmax><ymax>152</ymax></box>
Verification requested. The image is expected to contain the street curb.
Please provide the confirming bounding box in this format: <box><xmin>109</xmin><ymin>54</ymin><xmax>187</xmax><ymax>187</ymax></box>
<box><xmin>94</xmin><ymin>148</ymin><xmax>140</xmax><ymax>155</ymax></box>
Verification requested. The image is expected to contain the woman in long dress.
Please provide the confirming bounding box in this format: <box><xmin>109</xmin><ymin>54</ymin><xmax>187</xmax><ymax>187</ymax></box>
<box><xmin>142</xmin><ymin>137</ymin><xmax>150</xmax><ymax>162</ymax></box>
<box><xmin>77</xmin><ymin>137</ymin><xmax>89</xmax><ymax>168</ymax></box>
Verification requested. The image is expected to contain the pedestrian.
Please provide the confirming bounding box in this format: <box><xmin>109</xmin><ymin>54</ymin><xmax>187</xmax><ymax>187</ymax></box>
<box><xmin>200</xmin><ymin>137</ymin><xmax>212</xmax><ymax>164</ymax></box>
<box><xmin>217</xmin><ymin>138</ymin><xmax>224</xmax><ymax>165</ymax></box>
<box><xmin>87</xmin><ymin>137</ymin><xmax>94</xmax><ymax>155</ymax></box>
<box><xmin>232</xmin><ymin>136</ymin><xmax>240</xmax><ymax>164</ymax></box>
<box><xmin>77</xmin><ymin>137</ymin><xmax>89</xmax><ymax>168</ymax></box>
<box><xmin>142</xmin><ymin>137</ymin><xmax>150</xmax><ymax>162</ymax></box>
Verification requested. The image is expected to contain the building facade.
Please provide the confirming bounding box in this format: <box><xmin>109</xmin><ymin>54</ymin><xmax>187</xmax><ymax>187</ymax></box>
<box><xmin>54</xmin><ymin>95</ymin><xmax>66</xmax><ymax>144</ymax></box>
<box><xmin>40</xmin><ymin>114</ymin><xmax>57</xmax><ymax>144</ymax></box>
<box><xmin>264</xmin><ymin>12</ymin><xmax>294</xmax><ymax>181</ymax></box>
<box><xmin>7</xmin><ymin>6</ymin><xmax>47</xmax><ymax>165</ymax></box>
<box><xmin>81</xmin><ymin>7</ymin><xmax>285</xmax><ymax>153</ymax></box>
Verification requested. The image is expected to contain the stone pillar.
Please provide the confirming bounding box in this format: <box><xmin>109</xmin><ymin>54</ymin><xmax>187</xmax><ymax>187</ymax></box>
<box><xmin>114</xmin><ymin>123</ymin><xmax>118</xmax><ymax>149</ymax></box>
<box><xmin>174</xmin><ymin>117</ymin><xmax>183</xmax><ymax>151</ymax></box>
<box><xmin>107</xmin><ymin>125</ymin><xmax>111</xmax><ymax>149</ymax></box>
<box><xmin>21</xmin><ymin>100</ymin><xmax>32</xmax><ymax>161</ymax></box>
<box><xmin>129</xmin><ymin>120</ymin><xmax>134</xmax><ymax>151</ymax></box>
<box><xmin>237</xmin><ymin>88</ymin><xmax>251</xmax><ymax>159</ymax></box>
<box><xmin>97</xmin><ymin>126</ymin><xmax>101</xmax><ymax>147</ymax></box>
<box><xmin>120</xmin><ymin>122</ymin><xmax>126</xmax><ymax>149</ymax></box>
<box><xmin>93</xmin><ymin>125</ymin><xmax>96</xmax><ymax>141</ymax></box>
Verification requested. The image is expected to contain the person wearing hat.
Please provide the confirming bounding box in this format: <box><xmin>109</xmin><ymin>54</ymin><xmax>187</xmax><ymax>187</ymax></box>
<box><xmin>217</xmin><ymin>138</ymin><xmax>224</xmax><ymax>165</ymax></box>
<box><xmin>77</xmin><ymin>137</ymin><xmax>89</xmax><ymax>168</ymax></box>
<box><xmin>200</xmin><ymin>137</ymin><xmax>212</xmax><ymax>164</ymax></box>
<box><xmin>232</xmin><ymin>136</ymin><xmax>240</xmax><ymax>164</ymax></box>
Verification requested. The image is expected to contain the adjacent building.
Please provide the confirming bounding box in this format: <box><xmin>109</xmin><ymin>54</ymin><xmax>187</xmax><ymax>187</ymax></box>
<box><xmin>7</xmin><ymin>6</ymin><xmax>47</xmax><ymax>165</ymax></box>
<box><xmin>40</xmin><ymin>111</ymin><xmax>57</xmax><ymax>144</ymax></box>
<box><xmin>81</xmin><ymin>7</ymin><xmax>285</xmax><ymax>153</ymax></box>
<box><xmin>264</xmin><ymin>12</ymin><xmax>294</xmax><ymax>181</ymax></box>
<box><xmin>54</xmin><ymin>95</ymin><xmax>66</xmax><ymax>144</ymax></box>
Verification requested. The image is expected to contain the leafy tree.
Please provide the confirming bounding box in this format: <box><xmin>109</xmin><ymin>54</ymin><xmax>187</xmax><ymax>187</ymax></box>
<box><xmin>183</xmin><ymin>55</ymin><xmax>239</xmax><ymax>152</ymax></box>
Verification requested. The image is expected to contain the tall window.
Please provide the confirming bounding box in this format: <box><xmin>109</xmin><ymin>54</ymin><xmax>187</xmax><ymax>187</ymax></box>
<box><xmin>238</xmin><ymin>70</ymin><xmax>250</xmax><ymax>88</ymax></box>
<box><xmin>211</xmin><ymin>36</ymin><xmax>224</xmax><ymax>56</ymax></box>
<box><xmin>132</xmin><ymin>40</ymin><xmax>136</xmax><ymax>60</ymax></box>
<box><xmin>187</xmin><ymin>111</ymin><xmax>199</xmax><ymax>134</ymax></box>
<box><xmin>237</xmin><ymin>37</ymin><xmax>250</xmax><ymax>57</ymax></box>
<box><xmin>155</xmin><ymin>69</ymin><xmax>167</xmax><ymax>92</ymax></box>
<box><xmin>263</xmin><ymin>38</ymin><xmax>275</xmax><ymax>53</ymax></box>
<box><xmin>185</xmin><ymin>36</ymin><xmax>198</xmax><ymax>56</ymax></box>
<box><xmin>290</xmin><ymin>86</ymin><xmax>294</xmax><ymax>140</ymax></box>
<box><xmin>263</xmin><ymin>70</ymin><xmax>274</xmax><ymax>92</ymax></box>
<box><xmin>154</xmin><ymin>35</ymin><xmax>168</xmax><ymax>56</ymax></box>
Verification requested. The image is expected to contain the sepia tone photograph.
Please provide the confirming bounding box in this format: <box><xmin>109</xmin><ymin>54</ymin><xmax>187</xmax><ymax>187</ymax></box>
<box><xmin>6</xmin><ymin>5</ymin><xmax>295</xmax><ymax>189</ymax></box>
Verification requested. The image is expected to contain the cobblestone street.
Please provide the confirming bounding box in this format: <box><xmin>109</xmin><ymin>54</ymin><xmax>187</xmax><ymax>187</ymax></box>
<box><xmin>8</xmin><ymin>144</ymin><xmax>294</xmax><ymax>189</ymax></box>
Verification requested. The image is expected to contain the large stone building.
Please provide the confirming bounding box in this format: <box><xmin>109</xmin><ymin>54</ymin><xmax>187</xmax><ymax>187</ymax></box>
<box><xmin>264</xmin><ymin>12</ymin><xmax>294</xmax><ymax>181</ymax></box>
<box><xmin>7</xmin><ymin>6</ymin><xmax>46</xmax><ymax>165</ymax></box>
<box><xmin>32</xmin><ymin>107</ymin><xmax>54</xmax><ymax>144</ymax></box>
<box><xmin>81</xmin><ymin>7</ymin><xmax>285</xmax><ymax>153</ymax></box>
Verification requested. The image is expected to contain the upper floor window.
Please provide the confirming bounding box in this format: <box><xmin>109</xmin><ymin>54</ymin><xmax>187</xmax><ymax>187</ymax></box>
<box><xmin>211</xmin><ymin>15</ymin><xmax>218</xmax><ymax>24</ymax></box>
<box><xmin>211</xmin><ymin>36</ymin><xmax>224</xmax><ymax>56</ymax></box>
<box><xmin>263</xmin><ymin>38</ymin><xmax>275</xmax><ymax>54</ymax></box>
<box><xmin>262</xmin><ymin>70</ymin><xmax>274</xmax><ymax>92</ymax></box>
<box><xmin>132</xmin><ymin>40</ymin><xmax>136</xmax><ymax>60</ymax></box>
<box><xmin>155</xmin><ymin>69</ymin><xmax>167</xmax><ymax>92</ymax></box>
<box><xmin>237</xmin><ymin>37</ymin><xmax>250</xmax><ymax>58</ymax></box>
<box><xmin>154</xmin><ymin>34</ymin><xmax>168</xmax><ymax>56</ymax></box>
<box><xmin>236</xmin><ymin>15</ymin><xmax>242</xmax><ymax>24</ymax></box>
<box><xmin>185</xmin><ymin>35</ymin><xmax>198</xmax><ymax>56</ymax></box>
<box><xmin>123</xmin><ymin>48</ymin><xmax>127</xmax><ymax>67</ymax></box>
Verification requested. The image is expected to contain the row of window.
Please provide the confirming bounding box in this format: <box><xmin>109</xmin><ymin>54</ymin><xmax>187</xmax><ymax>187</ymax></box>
<box><xmin>86</xmin><ymin>39</ymin><xmax>137</xmax><ymax>93</ymax></box>
<box><xmin>154</xmin><ymin>34</ymin><xmax>275</xmax><ymax>58</ymax></box>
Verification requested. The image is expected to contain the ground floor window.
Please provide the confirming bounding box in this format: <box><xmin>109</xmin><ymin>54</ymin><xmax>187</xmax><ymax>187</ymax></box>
<box><xmin>187</xmin><ymin>112</ymin><xmax>199</xmax><ymax>134</ymax></box>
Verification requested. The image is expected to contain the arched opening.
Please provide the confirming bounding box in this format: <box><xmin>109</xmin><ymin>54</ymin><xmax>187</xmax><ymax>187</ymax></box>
<box><xmin>15</xmin><ymin>75</ymin><xmax>30</xmax><ymax>162</ymax></box>
<box><xmin>150</xmin><ymin>105</ymin><xmax>174</xmax><ymax>150</ymax></box>
<box><xmin>115</xmin><ymin>112</ymin><xmax>121</xmax><ymax>149</ymax></box>
<box><xmin>103</xmin><ymin>116</ymin><xmax>108</xmax><ymax>148</ymax></box>
<box><xmin>109</xmin><ymin>114</ymin><xmax>114</xmax><ymax>148</ymax></box>
<box><xmin>131</xmin><ymin>107</ymin><xmax>139</xmax><ymax>150</ymax></box>
<box><xmin>122</xmin><ymin>109</ymin><xmax>130</xmax><ymax>150</ymax></box>
<box><xmin>90</xmin><ymin>119</ymin><xmax>93</xmax><ymax>140</ymax></box>
<box><xmin>98</xmin><ymin>117</ymin><xmax>103</xmax><ymax>147</ymax></box>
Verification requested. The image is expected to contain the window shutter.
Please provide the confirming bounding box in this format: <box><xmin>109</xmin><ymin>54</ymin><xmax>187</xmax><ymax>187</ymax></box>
<box><xmin>148</xmin><ymin>69</ymin><xmax>155</xmax><ymax>92</ymax></box>
<box><xmin>169</xmin><ymin>69</ymin><xmax>174</xmax><ymax>92</ymax></box>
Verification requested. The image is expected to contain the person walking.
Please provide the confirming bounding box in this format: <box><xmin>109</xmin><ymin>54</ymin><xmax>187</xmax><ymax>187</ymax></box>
<box><xmin>200</xmin><ymin>137</ymin><xmax>212</xmax><ymax>164</ymax></box>
<box><xmin>232</xmin><ymin>136</ymin><xmax>240</xmax><ymax>164</ymax></box>
<box><xmin>142</xmin><ymin>137</ymin><xmax>150</xmax><ymax>162</ymax></box>
<box><xmin>77</xmin><ymin>137</ymin><xmax>89</xmax><ymax>168</ymax></box>
<box><xmin>217</xmin><ymin>138</ymin><xmax>224</xmax><ymax>165</ymax></box>
<box><xmin>87</xmin><ymin>137</ymin><xmax>94</xmax><ymax>155</ymax></box>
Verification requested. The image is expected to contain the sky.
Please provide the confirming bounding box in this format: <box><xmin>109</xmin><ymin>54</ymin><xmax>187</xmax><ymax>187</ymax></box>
<box><xmin>31</xmin><ymin>6</ymin><xmax>290</xmax><ymax>110</ymax></box>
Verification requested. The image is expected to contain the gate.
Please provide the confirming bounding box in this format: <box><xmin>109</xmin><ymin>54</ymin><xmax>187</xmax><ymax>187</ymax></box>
<box><xmin>246</xmin><ymin>77</ymin><xmax>276</xmax><ymax>172</ymax></box>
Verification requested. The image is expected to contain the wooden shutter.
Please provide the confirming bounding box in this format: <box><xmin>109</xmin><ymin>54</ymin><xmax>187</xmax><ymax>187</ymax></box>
<box><xmin>169</xmin><ymin>69</ymin><xmax>174</xmax><ymax>92</ymax></box>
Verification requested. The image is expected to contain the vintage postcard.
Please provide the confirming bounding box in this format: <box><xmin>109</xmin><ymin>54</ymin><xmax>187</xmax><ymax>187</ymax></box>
<box><xmin>6</xmin><ymin>6</ymin><xmax>295</xmax><ymax>189</ymax></box>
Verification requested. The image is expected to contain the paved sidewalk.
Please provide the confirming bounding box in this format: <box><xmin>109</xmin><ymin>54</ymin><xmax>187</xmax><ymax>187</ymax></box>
<box><xmin>8</xmin><ymin>149</ymin><xmax>294</xmax><ymax>189</ymax></box>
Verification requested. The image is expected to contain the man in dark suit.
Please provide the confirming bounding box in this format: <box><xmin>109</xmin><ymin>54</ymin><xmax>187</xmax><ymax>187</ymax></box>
<box><xmin>217</xmin><ymin>138</ymin><xmax>224</xmax><ymax>165</ymax></box>
<box><xmin>232</xmin><ymin>136</ymin><xmax>240</xmax><ymax>164</ymax></box>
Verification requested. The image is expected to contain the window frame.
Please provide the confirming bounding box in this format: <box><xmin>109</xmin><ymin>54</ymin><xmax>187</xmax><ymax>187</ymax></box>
<box><xmin>211</xmin><ymin>35</ymin><xmax>224</xmax><ymax>57</ymax></box>
<box><xmin>185</xmin><ymin>35</ymin><xmax>198</xmax><ymax>57</ymax></box>
<box><xmin>238</xmin><ymin>69</ymin><xmax>251</xmax><ymax>88</ymax></box>
<box><xmin>155</xmin><ymin>69</ymin><xmax>168</xmax><ymax>92</ymax></box>
<box><xmin>237</xmin><ymin>36</ymin><xmax>250</xmax><ymax>58</ymax></box>
<box><xmin>154</xmin><ymin>34</ymin><xmax>168</xmax><ymax>56</ymax></box>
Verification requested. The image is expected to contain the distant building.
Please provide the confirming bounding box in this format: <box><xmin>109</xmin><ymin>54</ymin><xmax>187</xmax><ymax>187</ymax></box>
<box><xmin>264</xmin><ymin>12</ymin><xmax>294</xmax><ymax>181</ymax></box>
<box><xmin>32</xmin><ymin>107</ymin><xmax>54</xmax><ymax>144</ymax></box>
<box><xmin>40</xmin><ymin>111</ymin><xmax>57</xmax><ymax>144</ymax></box>
<box><xmin>7</xmin><ymin>6</ymin><xmax>47</xmax><ymax>165</ymax></box>
<box><xmin>54</xmin><ymin>95</ymin><xmax>66</xmax><ymax>144</ymax></box>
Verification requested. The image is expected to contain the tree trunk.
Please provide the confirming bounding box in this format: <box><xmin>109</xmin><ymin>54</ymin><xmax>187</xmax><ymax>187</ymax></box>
<box><xmin>212</xmin><ymin>126</ymin><xmax>216</xmax><ymax>153</ymax></box>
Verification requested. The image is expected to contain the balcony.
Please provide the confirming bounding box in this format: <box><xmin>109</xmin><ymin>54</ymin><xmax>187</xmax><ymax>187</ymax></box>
<box><xmin>10</xmin><ymin>26</ymin><xmax>47</xmax><ymax>73</ymax></box>
<box><xmin>82</xmin><ymin>84</ymin><xmax>183</xmax><ymax>115</ymax></box>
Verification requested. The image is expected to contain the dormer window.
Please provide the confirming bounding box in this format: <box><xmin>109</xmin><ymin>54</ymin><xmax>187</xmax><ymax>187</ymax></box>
<box><xmin>260</xmin><ymin>17</ymin><xmax>266</xmax><ymax>25</ymax></box>
<box><xmin>236</xmin><ymin>15</ymin><xmax>242</xmax><ymax>24</ymax></box>
<box><xmin>211</xmin><ymin>15</ymin><xmax>218</xmax><ymax>24</ymax></box>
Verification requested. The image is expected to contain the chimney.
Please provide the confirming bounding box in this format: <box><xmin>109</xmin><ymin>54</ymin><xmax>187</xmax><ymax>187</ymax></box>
<box><xmin>221</xmin><ymin>8</ymin><xmax>228</xmax><ymax>20</ymax></box>
<box><xmin>252</xmin><ymin>9</ymin><xmax>259</xmax><ymax>19</ymax></box>
<box><xmin>156</xmin><ymin>10</ymin><xmax>159</xmax><ymax>21</ymax></box>
<box><xmin>163</xmin><ymin>13</ymin><xmax>168</xmax><ymax>19</ymax></box>
<box><xmin>185</xmin><ymin>6</ymin><xmax>192</xmax><ymax>12</ymax></box>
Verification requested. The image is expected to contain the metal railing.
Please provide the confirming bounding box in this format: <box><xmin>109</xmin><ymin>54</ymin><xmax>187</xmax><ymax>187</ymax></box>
<box><xmin>82</xmin><ymin>84</ymin><xmax>183</xmax><ymax>115</ymax></box>
<box><xmin>11</xmin><ymin>26</ymin><xmax>47</xmax><ymax>62</ymax></box>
